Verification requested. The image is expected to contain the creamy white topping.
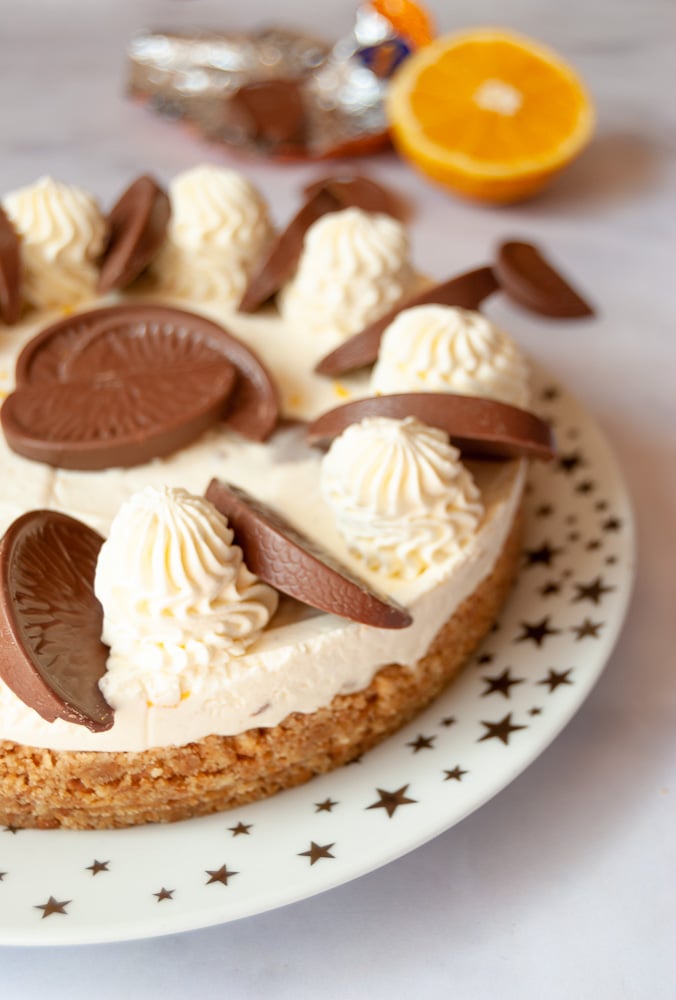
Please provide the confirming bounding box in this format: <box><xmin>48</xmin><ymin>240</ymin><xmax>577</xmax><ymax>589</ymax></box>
<box><xmin>151</xmin><ymin>165</ymin><xmax>273</xmax><ymax>303</ymax></box>
<box><xmin>94</xmin><ymin>487</ymin><xmax>278</xmax><ymax>708</ymax></box>
<box><xmin>279</xmin><ymin>208</ymin><xmax>414</xmax><ymax>345</ymax></box>
<box><xmin>371</xmin><ymin>304</ymin><xmax>530</xmax><ymax>408</ymax></box>
<box><xmin>2</xmin><ymin>177</ymin><xmax>106</xmax><ymax>309</ymax></box>
<box><xmin>321</xmin><ymin>417</ymin><xmax>483</xmax><ymax>579</ymax></box>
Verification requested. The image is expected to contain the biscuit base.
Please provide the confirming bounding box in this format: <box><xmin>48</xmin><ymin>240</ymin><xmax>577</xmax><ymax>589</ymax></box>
<box><xmin>0</xmin><ymin>511</ymin><xmax>522</xmax><ymax>830</ymax></box>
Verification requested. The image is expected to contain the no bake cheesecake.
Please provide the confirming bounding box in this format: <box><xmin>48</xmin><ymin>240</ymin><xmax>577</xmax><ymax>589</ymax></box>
<box><xmin>0</xmin><ymin>166</ymin><xmax>555</xmax><ymax>828</ymax></box>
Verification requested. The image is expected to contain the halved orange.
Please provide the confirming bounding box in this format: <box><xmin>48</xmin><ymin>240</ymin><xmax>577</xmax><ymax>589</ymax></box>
<box><xmin>387</xmin><ymin>27</ymin><xmax>595</xmax><ymax>203</ymax></box>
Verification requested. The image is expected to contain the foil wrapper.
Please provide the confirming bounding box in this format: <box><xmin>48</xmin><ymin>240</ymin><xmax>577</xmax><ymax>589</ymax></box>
<box><xmin>127</xmin><ymin>9</ymin><xmax>412</xmax><ymax>159</ymax></box>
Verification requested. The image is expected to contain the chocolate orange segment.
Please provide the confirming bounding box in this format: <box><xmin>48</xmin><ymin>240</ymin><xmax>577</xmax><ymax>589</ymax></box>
<box><xmin>5</xmin><ymin>305</ymin><xmax>280</xmax><ymax>467</ymax></box>
<box><xmin>303</xmin><ymin>174</ymin><xmax>405</xmax><ymax>219</ymax></box>
<box><xmin>0</xmin><ymin>510</ymin><xmax>113</xmax><ymax>732</ymax></box>
<box><xmin>307</xmin><ymin>392</ymin><xmax>555</xmax><ymax>461</ymax></box>
<box><xmin>0</xmin><ymin>205</ymin><xmax>22</xmax><ymax>325</ymax></box>
<box><xmin>315</xmin><ymin>266</ymin><xmax>499</xmax><ymax>376</ymax></box>
<box><xmin>206</xmin><ymin>479</ymin><xmax>412</xmax><ymax>629</ymax></box>
<box><xmin>98</xmin><ymin>174</ymin><xmax>170</xmax><ymax>294</ymax></box>
<box><xmin>238</xmin><ymin>188</ymin><xmax>342</xmax><ymax>312</ymax></box>
<box><xmin>495</xmin><ymin>240</ymin><xmax>594</xmax><ymax>318</ymax></box>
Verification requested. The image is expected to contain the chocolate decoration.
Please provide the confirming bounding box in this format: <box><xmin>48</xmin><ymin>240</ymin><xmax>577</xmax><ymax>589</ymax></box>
<box><xmin>16</xmin><ymin>305</ymin><xmax>280</xmax><ymax>442</ymax></box>
<box><xmin>306</xmin><ymin>393</ymin><xmax>556</xmax><ymax>462</ymax></box>
<box><xmin>97</xmin><ymin>174</ymin><xmax>170</xmax><ymax>294</ymax></box>
<box><xmin>238</xmin><ymin>188</ymin><xmax>342</xmax><ymax>312</ymax></box>
<box><xmin>3</xmin><ymin>305</ymin><xmax>280</xmax><ymax>469</ymax></box>
<box><xmin>495</xmin><ymin>241</ymin><xmax>594</xmax><ymax>318</ymax></box>
<box><xmin>228</xmin><ymin>79</ymin><xmax>307</xmax><ymax>148</ymax></box>
<box><xmin>303</xmin><ymin>174</ymin><xmax>404</xmax><ymax>219</ymax></box>
<box><xmin>315</xmin><ymin>267</ymin><xmax>499</xmax><ymax>376</ymax></box>
<box><xmin>0</xmin><ymin>205</ymin><xmax>22</xmax><ymax>325</ymax></box>
<box><xmin>0</xmin><ymin>510</ymin><xmax>113</xmax><ymax>732</ymax></box>
<box><xmin>205</xmin><ymin>479</ymin><xmax>412</xmax><ymax>629</ymax></box>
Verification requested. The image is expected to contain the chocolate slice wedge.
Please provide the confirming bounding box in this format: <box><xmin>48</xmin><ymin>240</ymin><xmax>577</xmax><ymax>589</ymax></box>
<box><xmin>495</xmin><ymin>240</ymin><xmax>594</xmax><ymax>318</ymax></box>
<box><xmin>206</xmin><ymin>479</ymin><xmax>412</xmax><ymax>629</ymax></box>
<box><xmin>0</xmin><ymin>205</ymin><xmax>22</xmax><ymax>325</ymax></box>
<box><xmin>303</xmin><ymin>174</ymin><xmax>404</xmax><ymax>219</ymax></box>
<box><xmin>98</xmin><ymin>174</ymin><xmax>170</xmax><ymax>294</ymax></box>
<box><xmin>315</xmin><ymin>267</ymin><xmax>499</xmax><ymax>376</ymax></box>
<box><xmin>238</xmin><ymin>188</ymin><xmax>342</xmax><ymax>313</ymax></box>
<box><xmin>307</xmin><ymin>393</ymin><xmax>556</xmax><ymax>462</ymax></box>
<box><xmin>0</xmin><ymin>510</ymin><xmax>113</xmax><ymax>732</ymax></box>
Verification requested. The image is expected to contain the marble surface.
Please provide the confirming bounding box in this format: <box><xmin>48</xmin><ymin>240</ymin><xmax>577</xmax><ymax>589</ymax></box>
<box><xmin>1</xmin><ymin>0</ymin><xmax>675</xmax><ymax>995</ymax></box>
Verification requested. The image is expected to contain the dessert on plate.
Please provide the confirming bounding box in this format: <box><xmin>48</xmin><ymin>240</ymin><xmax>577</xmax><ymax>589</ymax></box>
<box><xmin>0</xmin><ymin>166</ymin><xmax>559</xmax><ymax>828</ymax></box>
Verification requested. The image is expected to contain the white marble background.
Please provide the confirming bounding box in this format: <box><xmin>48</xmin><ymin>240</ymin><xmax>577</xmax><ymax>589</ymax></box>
<box><xmin>1</xmin><ymin>0</ymin><xmax>675</xmax><ymax>996</ymax></box>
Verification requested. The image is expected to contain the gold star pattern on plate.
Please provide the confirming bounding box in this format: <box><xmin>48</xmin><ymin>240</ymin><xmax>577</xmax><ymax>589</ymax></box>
<box><xmin>535</xmin><ymin>503</ymin><xmax>554</xmax><ymax>518</ymax></box>
<box><xmin>575</xmin><ymin>479</ymin><xmax>595</xmax><ymax>494</ymax></box>
<box><xmin>538</xmin><ymin>668</ymin><xmax>574</xmax><ymax>693</ymax></box>
<box><xmin>315</xmin><ymin>798</ymin><xmax>338</xmax><ymax>813</ymax></box>
<box><xmin>540</xmin><ymin>580</ymin><xmax>561</xmax><ymax>597</ymax></box>
<box><xmin>558</xmin><ymin>451</ymin><xmax>584</xmax><ymax>474</ymax></box>
<box><xmin>573</xmin><ymin>576</ymin><xmax>615</xmax><ymax>605</ymax></box>
<box><xmin>529</xmin><ymin>707</ymin><xmax>542</xmax><ymax>716</ymax></box>
<box><xmin>229</xmin><ymin>822</ymin><xmax>252</xmax><ymax>836</ymax></box>
<box><xmin>205</xmin><ymin>864</ymin><xmax>238</xmax><ymax>886</ymax></box>
<box><xmin>571</xmin><ymin>618</ymin><xmax>603</xmax><ymax>640</ymax></box>
<box><xmin>443</xmin><ymin>766</ymin><xmax>468</xmax><ymax>782</ymax></box>
<box><xmin>481</xmin><ymin>667</ymin><xmax>524</xmax><ymax>699</ymax></box>
<box><xmin>35</xmin><ymin>896</ymin><xmax>70</xmax><ymax>919</ymax></box>
<box><xmin>602</xmin><ymin>517</ymin><xmax>622</xmax><ymax>532</ymax></box>
<box><xmin>524</xmin><ymin>542</ymin><xmax>562</xmax><ymax>567</ymax></box>
<box><xmin>515</xmin><ymin>616</ymin><xmax>561</xmax><ymax>647</ymax></box>
<box><xmin>298</xmin><ymin>842</ymin><xmax>335</xmax><ymax>865</ymax></box>
<box><xmin>407</xmin><ymin>734</ymin><xmax>436</xmax><ymax>753</ymax></box>
<box><xmin>86</xmin><ymin>860</ymin><xmax>109</xmax><ymax>876</ymax></box>
<box><xmin>154</xmin><ymin>887</ymin><xmax>174</xmax><ymax>902</ymax></box>
<box><xmin>478</xmin><ymin>713</ymin><xmax>527</xmax><ymax>746</ymax></box>
<box><xmin>367</xmin><ymin>785</ymin><xmax>417</xmax><ymax>818</ymax></box>
<box><xmin>440</xmin><ymin>716</ymin><xmax>456</xmax><ymax>727</ymax></box>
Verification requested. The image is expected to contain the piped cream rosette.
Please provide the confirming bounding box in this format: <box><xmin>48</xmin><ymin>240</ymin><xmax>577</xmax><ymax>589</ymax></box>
<box><xmin>321</xmin><ymin>416</ymin><xmax>483</xmax><ymax>580</ymax></box>
<box><xmin>280</xmin><ymin>207</ymin><xmax>415</xmax><ymax>343</ymax></box>
<box><xmin>2</xmin><ymin>176</ymin><xmax>107</xmax><ymax>310</ymax></box>
<box><xmin>370</xmin><ymin>303</ymin><xmax>530</xmax><ymax>408</ymax></box>
<box><xmin>151</xmin><ymin>165</ymin><xmax>274</xmax><ymax>304</ymax></box>
<box><xmin>95</xmin><ymin>487</ymin><xmax>278</xmax><ymax>708</ymax></box>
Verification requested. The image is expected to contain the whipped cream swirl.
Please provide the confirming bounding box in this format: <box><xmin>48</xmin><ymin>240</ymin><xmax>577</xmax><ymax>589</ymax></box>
<box><xmin>321</xmin><ymin>417</ymin><xmax>483</xmax><ymax>579</ymax></box>
<box><xmin>371</xmin><ymin>305</ymin><xmax>530</xmax><ymax>408</ymax></box>
<box><xmin>95</xmin><ymin>487</ymin><xmax>278</xmax><ymax>707</ymax></box>
<box><xmin>2</xmin><ymin>176</ymin><xmax>106</xmax><ymax>309</ymax></box>
<box><xmin>151</xmin><ymin>165</ymin><xmax>273</xmax><ymax>304</ymax></box>
<box><xmin>280</xmin><ymin>207</ymin><xmax>414</xmax><ymax>342</ymax></box>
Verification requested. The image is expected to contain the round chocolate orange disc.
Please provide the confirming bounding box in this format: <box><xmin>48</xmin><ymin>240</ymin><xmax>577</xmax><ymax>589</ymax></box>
<box><xmin>2</xmin><ymin>304</ymin><xmax>280</xmax><ymax>469</ymax></box>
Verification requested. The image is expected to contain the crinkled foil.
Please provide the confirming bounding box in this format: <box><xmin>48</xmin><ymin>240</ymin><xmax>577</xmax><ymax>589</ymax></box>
<box><xmin>127</xmin><ymin>12</ymin><xmax>406</xmax><ymax>159</ymax></box>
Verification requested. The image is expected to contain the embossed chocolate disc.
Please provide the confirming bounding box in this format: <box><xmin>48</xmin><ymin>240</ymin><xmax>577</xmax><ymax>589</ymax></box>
<box><xmin>307</xmin><ymin>393</ymin><xmax>556</xmax><ymax>462</ymax></box>
<box><xmin>3</xmin><ymin>304</ymin><xmax>280</xmax><ymax>469</ymax></box>
<box><xmin>238</xmin><ymin>188</ymin><xmax>342</xmax><ymax>312</ymax></box>
<box><xmin>0</xmin><ymin>205</ymin><xmax>22</xmax><ymax>325</ymax></box>
<box><xmin>3</xmin><ymin>306</ymin><xmax>238</xmax><ymax>469</ymax></box>
<box><xmin>495</xmin><ymin>240</ymin><xmax>594</xmax><ymax>318</ymax></box>
<box><xmin>0</xmin><ymin>510</ymin><xmax>113</xmax><ymax>732</ymax></box>
<box><xmin>98</xmin><ymin>174</ymin><xmax>170</xmax><ymax>294</ymax></box>
<box><xmin>206</xmin><ymin>479</ymin><xmax>412</xmax><ymax>629</ymax></box>
<box><xmin>315</xmin><ymin>267</ymin><xmax>499</xmax><ymax>376</ymax></box>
